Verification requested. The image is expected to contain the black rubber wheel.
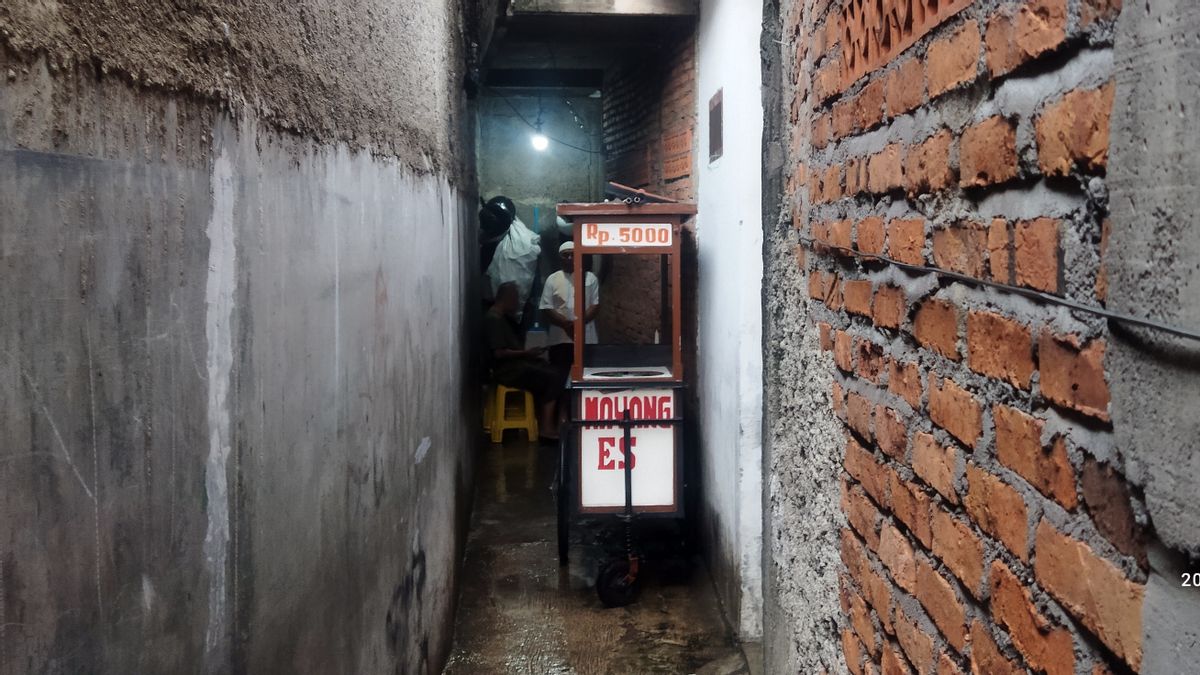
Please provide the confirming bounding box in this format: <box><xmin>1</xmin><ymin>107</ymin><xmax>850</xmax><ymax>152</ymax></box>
<box><xmin>596</xmin><ymin>559</ymin><xmax>640</xmax><ymax>608</ymax></box>
<box><xmin>556</xmin><ymin>425</ymin><xmax>570</xmax><ymax>566</ymax></box>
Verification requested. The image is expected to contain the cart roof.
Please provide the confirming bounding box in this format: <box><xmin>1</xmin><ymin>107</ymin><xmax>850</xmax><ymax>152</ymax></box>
<box><xmin>557</xmin><ymin>203</ymin><xmax>697</xmax><ymax>218</ymax></box>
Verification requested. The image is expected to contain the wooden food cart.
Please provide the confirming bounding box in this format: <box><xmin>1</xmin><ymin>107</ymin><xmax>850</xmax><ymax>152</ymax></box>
<box><xmin>555</xmin><ymin>189</ymin><xmax>695</xmax><ymax>607</ymax></box>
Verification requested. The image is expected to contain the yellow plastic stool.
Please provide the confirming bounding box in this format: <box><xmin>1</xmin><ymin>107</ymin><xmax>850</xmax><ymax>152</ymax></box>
<box><xmin>489</xmin><ymin>384</ymin><xmax>539</xmax><ymax>443</ymax></box>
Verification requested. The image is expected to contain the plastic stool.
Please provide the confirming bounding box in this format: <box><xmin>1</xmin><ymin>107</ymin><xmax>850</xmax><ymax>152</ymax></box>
<box><xmin>489</xmin><ymin>384</ymin><xmax>539</xmax><ymax>443</ymax></box>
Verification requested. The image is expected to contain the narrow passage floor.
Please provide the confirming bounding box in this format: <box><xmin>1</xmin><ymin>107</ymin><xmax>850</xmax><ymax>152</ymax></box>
<box><xmin>444</xmin><ymin>438</ymin><xmax>750</xmax><ymax>674</ymax></box>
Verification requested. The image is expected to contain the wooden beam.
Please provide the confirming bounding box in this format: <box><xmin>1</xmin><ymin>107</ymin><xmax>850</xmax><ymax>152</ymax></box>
<box><xmin>509</xmin><ymin>0</ymin><xmax>697</xmax><ymax>17</ymax></box>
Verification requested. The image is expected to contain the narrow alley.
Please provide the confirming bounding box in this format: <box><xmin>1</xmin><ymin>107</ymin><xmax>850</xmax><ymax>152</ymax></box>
<box><xmin>443</xmin><ymin>438</ymin><xmax>754</xmax><ymax>674</ymax></box>
<box><xmin>3</xmin><ymin>0</ymin><xmax>1200</xmax><ymax>674</ymax></box>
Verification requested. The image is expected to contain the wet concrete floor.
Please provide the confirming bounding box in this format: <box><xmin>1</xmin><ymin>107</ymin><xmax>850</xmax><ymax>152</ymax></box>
<box><xmin>444</xmin><ymin>438</ymin><xmax>752</xmax><ymax>674</ymax></box>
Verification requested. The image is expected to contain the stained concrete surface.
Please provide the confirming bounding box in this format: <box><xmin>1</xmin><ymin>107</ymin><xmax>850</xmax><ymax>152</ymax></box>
<box><xmin>0</xmin><ymin>47</ymin><xmax>477</xmax><ymax>674</ymax></box>
<box><xmin>0</xmin><ymin>0</ymin><xmax>486</xmax><ymax>670</ymax></box>
<box><xmin>1108</xmin><ymin>0</ymin><xmax>1200</xmax><ymax>668</ymax></box>
<box><xmin>444</xmin><ymin>438</ymin><xmax>752</xmax><ymax>675</ymax></box>
<box><xmin>1108</xmin><ymin>0</ymin><xmax>1200</xmax><ymax>558</ymax></box>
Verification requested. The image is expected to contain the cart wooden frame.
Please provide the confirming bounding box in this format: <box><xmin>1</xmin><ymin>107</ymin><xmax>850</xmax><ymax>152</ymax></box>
<box><xmin>554</xmin><ymin>199</ymin><xmax>696</xmax><ymax>606</ymax></box>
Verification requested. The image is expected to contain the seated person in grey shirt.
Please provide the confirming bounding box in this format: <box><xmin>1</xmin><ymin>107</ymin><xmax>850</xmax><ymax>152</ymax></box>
<box><xmin>484</xmin><ymin>282</ymin><xmax>564</xmax><ymax>441</ymax></box>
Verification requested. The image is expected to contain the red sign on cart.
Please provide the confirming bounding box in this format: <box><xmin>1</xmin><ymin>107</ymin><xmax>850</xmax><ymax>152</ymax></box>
<box><xmin>581</xmin><ymin>222</ymin><xmax>673</xmax><ymax>248</ymax></box>
<box><xmin>578</xmin><ymin>389</ymin><xmax>676</xmax><ymax>509</ymax></box>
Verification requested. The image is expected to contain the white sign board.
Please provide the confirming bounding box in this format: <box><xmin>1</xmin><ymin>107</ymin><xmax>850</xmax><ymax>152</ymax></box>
<box><xmin>580</xmin><ymin>222</ymin><xmax>673</xmax><ymax>248</ymax></box>
<box><xmin>579</xmin><ymin>389</ymin><xmax>676</xmax><ymax>510</ymax></box>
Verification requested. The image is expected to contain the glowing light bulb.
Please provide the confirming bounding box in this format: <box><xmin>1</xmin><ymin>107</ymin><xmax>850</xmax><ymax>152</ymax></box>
<box><xmin>531</xmin><ymin>133</ymin><xmax>550</xmax><ymax>152</ymax></box>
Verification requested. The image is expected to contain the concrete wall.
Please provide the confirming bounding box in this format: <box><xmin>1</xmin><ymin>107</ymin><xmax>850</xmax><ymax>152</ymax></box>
<box><xmin>0</xmin><ymin>1</ymin><xmax>478</xmax><ymax>673</ymax></box>
<box><xmin>1108</xmin><ymin>1</ymin><xmax>1200</xmax><ymax>670</ymax></box>
<box><xmin>694</xmin><ymin>0</ymin><xmax>764</xmax><ymax>641</ymax></box>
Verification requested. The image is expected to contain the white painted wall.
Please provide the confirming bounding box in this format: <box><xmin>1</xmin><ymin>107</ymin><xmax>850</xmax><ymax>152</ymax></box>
<box><xmin>695</xmin><ymin>0</ymin><xmax>764</xmax><ymax>640</ymax></box>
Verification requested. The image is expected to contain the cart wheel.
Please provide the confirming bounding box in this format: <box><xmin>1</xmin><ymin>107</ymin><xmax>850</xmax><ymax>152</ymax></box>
<box><xmin>596</xmin><ymin>558</ymin><xmax>640</xmax><ymax>608</ymax></box>
<box><xmin>556</xmin><ymin>425</ymin><xmax>570</xmax><ymax>566</ymax></box>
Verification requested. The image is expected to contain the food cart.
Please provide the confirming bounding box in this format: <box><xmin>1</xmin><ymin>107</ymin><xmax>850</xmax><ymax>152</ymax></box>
<box><xmin>555</xmin><ymin>188</ymin><xmax>695</xmax><ymax>607</ymax></box>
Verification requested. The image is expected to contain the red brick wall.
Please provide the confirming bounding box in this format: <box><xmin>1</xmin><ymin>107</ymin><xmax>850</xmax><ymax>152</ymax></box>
<box><xmin>784</xmin><ymin>0</ymin><xmax>1143</xmax><ymax>672</ymax></box>
<box><xmin>603</xmin><ymin>33</ymin><xmax>697</xmax><ymax>199</ymax></box>
<box><xmin>600</xmin><ymin>31</ymin><xmax>697</xmax><ymax>346</ymax></box>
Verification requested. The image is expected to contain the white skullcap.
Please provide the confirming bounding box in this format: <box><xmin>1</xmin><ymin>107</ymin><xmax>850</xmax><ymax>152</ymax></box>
<box><xmin>558</xmin><ymin>240</ymin><xmax>575</xmax><ymax>254</ymax></box>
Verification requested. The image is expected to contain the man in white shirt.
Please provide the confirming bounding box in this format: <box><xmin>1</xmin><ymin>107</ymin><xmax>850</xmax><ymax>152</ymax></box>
<box><xmin>540</xmin><ymin>240</ymin><xmax>600</xmax><ymax>372</ymax></box>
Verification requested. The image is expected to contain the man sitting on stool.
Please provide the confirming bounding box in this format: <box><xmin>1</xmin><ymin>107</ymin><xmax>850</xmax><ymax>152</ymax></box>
<box><xmin>540</xmin><ymin>240</ymin><xmax>601</xmax><ymax>374</ymax></box>
<box><xmin>485</xmin><ymin>282</ymin><xmax>563</xmax><ymax>441</ymax></box>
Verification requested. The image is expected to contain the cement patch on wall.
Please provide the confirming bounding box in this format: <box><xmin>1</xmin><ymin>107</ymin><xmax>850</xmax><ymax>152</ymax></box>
<box><xmin>0</xmin><ymin>54</ymin><xmax>475</xmax><ymax>674</ymax></box>
<box><xmin>759</xmin><ymin>0</ymin><xmax>844</xmax><ymax>670</ymax></box>
<box><xmin>760</xmin><ymin>238</ymin><xmax>845</xmax><ymax>674</ymax></box>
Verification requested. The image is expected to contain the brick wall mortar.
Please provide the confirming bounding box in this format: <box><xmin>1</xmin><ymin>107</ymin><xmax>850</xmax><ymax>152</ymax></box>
<box><xmin>774</xmin><ymin>0</ymin><xmax>1147</xmax><ymax>671</ymax></box>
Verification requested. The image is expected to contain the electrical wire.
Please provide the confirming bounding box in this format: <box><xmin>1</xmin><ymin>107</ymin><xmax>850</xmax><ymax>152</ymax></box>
<box><xmin>799</xmin><ymin>236</ymin><xmax>1200</xmax><ymax>343</ymax></box>
<box><xmin>487</xmin><ymin>86</ymin><xmax>605</xmax><ymax>155</ymax></box>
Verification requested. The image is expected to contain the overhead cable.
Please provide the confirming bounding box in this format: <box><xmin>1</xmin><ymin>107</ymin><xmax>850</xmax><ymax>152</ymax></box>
<box><xmin>799</xmin><ymin>236</ymin><xmax>1200</xmax><ymax>343</ymax></box>
<box><xmin>487</xmin><ymin>86</ymin><xmax>605</xmax><ymax>155</ymax></box>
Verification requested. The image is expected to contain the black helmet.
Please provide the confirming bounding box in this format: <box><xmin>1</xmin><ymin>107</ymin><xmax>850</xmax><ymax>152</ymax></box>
<box><xmin>486</xmin><ymin>195</ymin><xmax>516</xmax><ymax>219</ymax></box>
<box><xmin>479</xmin><ymin>195</ymin><xmax>515</xmax><ymax>241</ymax></box>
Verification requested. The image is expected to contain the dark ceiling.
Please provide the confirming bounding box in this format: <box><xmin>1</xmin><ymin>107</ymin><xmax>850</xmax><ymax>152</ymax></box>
<box><xmin>481</xmin><ymin>6</ymin><xmax>696</xmax><ymax>85</ymax></box>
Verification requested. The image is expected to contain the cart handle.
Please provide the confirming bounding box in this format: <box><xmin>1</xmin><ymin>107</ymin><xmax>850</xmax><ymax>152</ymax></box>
<box><xmin>568</xmin><ymin>418</ymin><xmax>684</xmax><ymax>427</ymax></box>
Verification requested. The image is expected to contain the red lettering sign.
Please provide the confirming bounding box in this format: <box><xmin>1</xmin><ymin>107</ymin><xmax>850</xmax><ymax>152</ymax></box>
<box><xmin>582</xmin><ymin>393</ymin><xmax>674</xmax><ymax>429</ymax></box>
<box><xmin>578</xmin><ymin>388</ymin><xmax>676</xmax><ymax>508</ymax></box>
<box><xmin>596</xmin><ymin>436</ymin><xmax>636</xmax><ymax>471</ymax></box>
